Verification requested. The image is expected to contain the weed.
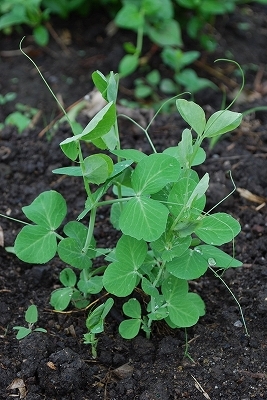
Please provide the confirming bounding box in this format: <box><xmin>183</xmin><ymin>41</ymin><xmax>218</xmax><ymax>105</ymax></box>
<box><xmin>0</xmin><ymin>103</ymin><xmax>39</xmax><ymax>133</ymax></box>
<box><xmin>13</xmin><ymin>304</ymin><xmax>47</xmax><ymax>340</ymax></box>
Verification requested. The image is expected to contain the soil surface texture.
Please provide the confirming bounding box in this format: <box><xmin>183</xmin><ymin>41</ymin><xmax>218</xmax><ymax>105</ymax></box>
<box><xmin>1</xmin><ymin>4</ymin><xmax>267</xmax><ymax>400</ymax></box>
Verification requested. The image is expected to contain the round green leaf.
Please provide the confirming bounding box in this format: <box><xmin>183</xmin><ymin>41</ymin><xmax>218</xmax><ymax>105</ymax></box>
<box><xmin>50</xmin><ymin>287</ymin><xmax>74</xmax><ymax>311</ymax></box>
<box><xmin>123</xmin><ymin>298</ymin><xmax>141</xmax><ymax>318</ymax></box>
<box><xmin>119</xmin><ymin>319</ymin><xmax>141</xmax><ymax>339</ymax></box>
<box><xmin>195</xmin><ymin>213</ymin><xmax>241</xmax><ymax>245</ymax></box>
<box><xmin>22</xmin><ymin>190</ymin><xmax>67</xmax><ymax>229</ymax></box>
<box><xmin>132</xmin><ymin>153</ymin><xmax>180</xmax><ymax>195</ymax></box>
<box><xmin>103</xmin><ymin>262</ymin><xmax>138</xmax><ymax>297</ymax></box>
<box><xmin>59</xmin><ymin>267</ymin><xmax>77</xmax><ymax>287</ymax></box>
<box><xmin>58</xmin><ymin>238</ymin><xmax>93</xmax><ymax>270</ymax></box>
<box><xmin>25</xmin><ymin>304</ymin><xmax>38</xmax><ymax>324</ymax></box>
<box><xmin>166</xmin><ymin>248</ymin><xmax>208</xmax><ymax>280</ymax></box>
<box><xmin>14</xmin><ymin>225</ymin><xmax>57</xmax><ymax>263</ymax></box>
<box><xmin>119</xmin><ymin>197</ymin><xmax>169</xmax><ymax>241</ymax></box>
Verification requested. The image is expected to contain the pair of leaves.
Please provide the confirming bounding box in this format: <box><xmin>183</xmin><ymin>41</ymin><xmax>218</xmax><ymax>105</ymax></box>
<box><xmin>119</xmin><ymin>153</ymin><xmax>180</xmax><ymax>241</ymax></box>
<box><xmin>176</xmin><ymin>99</ymin><xmax>242</xmax><ymax>138</ymax></box>
<box><xmin>103</xmin><ymin>235</ymin><xmax>147</xmax><ymax>297</ymax></box>
<box><xmin>14</xmin><ymin>191</ymin><xmax>67</xmax><ymax>264</ymax></box>
<box><xmin>60</xmin><ymin>102</ymin><xmax>116</xmax><ymax>161</ymax></box>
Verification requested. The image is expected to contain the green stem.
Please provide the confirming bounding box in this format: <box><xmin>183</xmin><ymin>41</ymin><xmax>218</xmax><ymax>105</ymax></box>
<box><xmin>209</xmin><ymin>266</ymin><xmax>249</xmax><ymax>336</ymax></box>
<box><xmin>0</xmin><ymin>213</ymin><xmax>29</xmax><ymax>225</ymax></box>
<box><xmin>118</xmin><ymin>114</ymin><xmax>157</xmax><ymax>153</ymax></box>
<box><xmin>147</xmin><ymin>260</ymin><xmax>166</xmax><ymax>331</ymax></box>
<box><xmin>82</xmin><ymin>207</ymin><xmax>97</xmax><ymax>253</ymax></box>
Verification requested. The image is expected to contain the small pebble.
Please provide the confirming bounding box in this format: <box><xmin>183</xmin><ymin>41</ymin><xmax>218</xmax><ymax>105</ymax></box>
<box><xmin>233</xmin><ymin>320</ymin><xmax>243</xmax><ymax>328</ymax></box>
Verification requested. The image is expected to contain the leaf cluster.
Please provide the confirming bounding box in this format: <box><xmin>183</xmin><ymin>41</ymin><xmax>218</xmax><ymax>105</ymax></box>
<box><xmin>12</xmin><ymin>70</ymin><xmax>243</xmax><ymax>348</ymax></box>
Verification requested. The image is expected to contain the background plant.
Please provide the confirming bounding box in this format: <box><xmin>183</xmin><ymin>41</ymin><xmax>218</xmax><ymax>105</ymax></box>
<box><xmin>3</xmin><ymin>63</ymin><xmax>245</xmax><ymax>356</ymax></box>
<box><xmin>13</xmin><ymin>304</ymin><xmax>47</xmax><ymax>339</ymax></box>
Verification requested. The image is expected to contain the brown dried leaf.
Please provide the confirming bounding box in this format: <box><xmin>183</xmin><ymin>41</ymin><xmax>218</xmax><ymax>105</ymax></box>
<box><xmin>237</xmin><ymin>188</ymin><xmax>267</xmax><ymax>204</ymax></box>
<box><xmin>7</xmin><ymin>378</ymin><xmax>27</xmax><ymax>399</ymax></box>
<box><xmin>0</xmin><ymin>225</ymin><xmax>4</xmax><ymax>247</ymax></box>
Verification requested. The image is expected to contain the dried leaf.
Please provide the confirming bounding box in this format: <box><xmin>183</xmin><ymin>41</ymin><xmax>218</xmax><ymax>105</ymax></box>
<box><xmin>0</xmin><ymin>225</ymin><xmax>4</xmax><ymax>247</ymax></box>
<box><xmin>237</xmin><ymin>188</ymin><xmax>267</xmax><ymax>204</ymax></box>
<box><xmin>7</xmin><ymin>378</ymin><xmax>27</xmax><ymax>399</ymax></box>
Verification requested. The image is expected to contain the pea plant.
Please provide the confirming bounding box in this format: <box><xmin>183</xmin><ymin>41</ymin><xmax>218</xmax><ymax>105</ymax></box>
<box><xmin>8</xmin><ymin>68</ymin><xmax>244</xmax><ymax>355</ymax></box>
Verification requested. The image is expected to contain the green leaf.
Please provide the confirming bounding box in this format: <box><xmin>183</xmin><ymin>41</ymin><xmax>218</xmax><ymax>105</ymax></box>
<box><xmin>119</xmin><ymin>197</ymin><xmax>169</xmax><ymax>241</ymax></box>
<box><xmin>162</xmin><ymin>276</ymin><xmax>200</xmax><ymax>327</ymax></box>
<box><xmin>58</xmin><ymin>238</ymin><xmax>93</xmax><ymax>269</ymax></box>
<box><xmin>151</xmin><ymin>235</ymin><xmax>191</xmax><ymax>262</ymax></box>
<box><xmin>195</xmin><ymin>213</ymin><xmax>241</xmax><ymax>245</ymax></box>
<box><xmin>63</xmin><ymin>221</ymin><xmax>95</xmax><ymax>250</ymax></box>
<box><xmin>103</xmin><ymin>262</ymin><xmax>139</xmax><ymax>296</ymax></box>
<box><xmin>141</xmin><ymin>277</ymin><xmax>159</xmax><ymax>297</ymax></box>
<box><xmin>103</xmin><ymin>235</ymin><xmax>147</xmax><ymax>296</ymax></box>
<box><xmin>115</xmin><ymin>234</ymin><xmax>147</xmax><ymax>265</ymax></box>
<box><xmin>187</xmin><ymin>293</ymin><xmax>205</xmax><ymax>317</ymax></box>
<box><xmin>92</xmin><ymin>70</ymin><xmax>108</xmax><ymax>99</ymax></box>
<box><xmin>22</xmin><ymin>190</ymin><xmax>67</xmax><ymax>229</ymax></box>
<box><xmin>176</xmin><ymin>99</ymin><xmax>206</xmax><ymax>136</ymax></box>
<box><xmin>147</xmin><ymin>19</ymin><xmax>182</xmax><ymax>47</ymax></box>
<box><xmin>132</xmin><ymin>153</ymin><xmax>180</xmax><ymax>195</ymax></box>
<box><xmin>160</xmin><ymin>78</ymin><xmax>177</xmax><ymax>94</ymax></box>
<box><xmin>186</xmin><ymin>173</ymin><xmax>209</xmax><ymax>208</ymax></box>
<box><xmin>166</xmin><ymin>248</ymin><xmax>208</xmax><ymax>279</ymax></box>
<box><xmin>33</xmin><ymin>25</ymin><xmax>49</xmax><ymax>46</ymax></box>
<box><xmin>135</xmin><ymin>84</ymin><xmax>152</xmax><ymax>98</ymax></box>
<box><xmin>5</xmin><ymin>111</ymin><xmax>31</xmax><ymax>133</ymax></box>
<box><xmin>14</xmin><ymin>225</ymin><xmax>57</xmax><ymax>263</ymax></box>
<box><xmin>52</xmin><ymin>166</ymin><xmax>83</xmax><ymax>176</ymax></box>
<box><xmin>25</xmin><ymin>305</ymin><xmax>38</xmax><ymax>324</ymax></box>
<box><xmin>34</xmin><ymin>328</ymin><xmax>47</xmax><ymax>333</ymax></box>
<box><xmin>50</xmin><ymin>287</ymin><xmax>74</xmax><ymax>311</ymax></box>
<box><xmin>78</xmin><ymin>275</ymin><xmax>103</xmax><ymax>294</ymax></box>
<box><xmin>119</xmin><ymin>54</ymin><xmax>139</xmax><ymax>77</ymax></box>
<box><xmin>59</xmin><ymin>140</ymin><xmax>79</xmax><ymax>161</ymax></box>
<box><xmin>112</xmin><ymin>149</ymin><xmax>147</xmax><ymax>163</ymax></box>
<box><xmin>204</xmin><ymin>110</ymin><xmax>242</xmax><ymax>138</ymax></box>
<box><xmin>119</xmin><ymin>319</ymin><xmax>141</xmax><ymax>339</ymax></box>
<box><xmin>148</xmin><ymin>307</ymin><xmax>169</xmax><ymax>320</ymax></box>
<box><xmin>13</xmin><ymin>327</ymin><xmax>32</xmax><ymax>340</ymax></box>
<box><xmin>115</xmin><ymin>3</ymin><xmax>144</xmax><ymax>29</ymax></box>
<box><xmin>195</xmin><ymin>244</ymin><xmax>242</xmax><ymax>268</ymax></box>
<box><xmin>168</xmin><ymin>176</ymin><xmax>205</xmax><ymax>218</ymax></box>
<box><xmin>83</xmin><ymin>154</ymin><xmax>113</xmax><ymax>184</ymax></box>
<box><xmin>60</xmin><ymin>102</ymin><xmax>116</xmax><ymax>154</ymax></box>
<box><xmin>86</xmin><ymin>298</ymin><xmax>114</xmax><ymax>333</ymax></box>
<box><xmin>176</xmin><ymin>128</ymin><xmax>193</xmax><ymax>168</ymax></box>
<box><xmin>123</xmin><ymin>298</ymin><xmax>141</xmax><ymax>318</ymax></box>
<box><xmin>59</xmin><ymin>268</ymin><xmax>77</xmax><ymax>287</ymax></box>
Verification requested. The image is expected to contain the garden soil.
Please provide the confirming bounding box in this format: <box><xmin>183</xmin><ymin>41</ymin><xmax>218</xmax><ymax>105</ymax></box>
<box><xmin>0</xmin><ymin>4</ymin><xmax>267</xmax><ymax>400</ymax></box>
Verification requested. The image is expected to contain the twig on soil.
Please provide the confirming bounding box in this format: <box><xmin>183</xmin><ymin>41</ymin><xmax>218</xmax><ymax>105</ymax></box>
<box><xmin>45</xmin><ymin>21</ymin><xmax>71</xmax><ymax>55</ymax></box>
<box><xmin>0</xmin><ymin>46</ymin><xmax>34</xmax><ymax>57</ymax></box>
<box><xmin>190</xmin><ymin>374</ymin><xmax>211</xmax><ymax>399</ymax></box>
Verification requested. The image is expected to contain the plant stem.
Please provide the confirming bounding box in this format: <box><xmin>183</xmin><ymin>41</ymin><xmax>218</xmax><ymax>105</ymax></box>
<box><xmin>82</xmin><ymin>207</ymin><xmax>97</xmax><ymax>253</ymax></box>
<box><xmin>209</xmin><ymin>266</ymin><xmax>249</xmax><ymax>336</ymax></box>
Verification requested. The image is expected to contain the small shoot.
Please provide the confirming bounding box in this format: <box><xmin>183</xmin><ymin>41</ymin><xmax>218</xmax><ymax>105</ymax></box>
<box><xmin>13</xmin><ymin>304</ymin><xmax>47</xmax><ymax>340</ymax></box>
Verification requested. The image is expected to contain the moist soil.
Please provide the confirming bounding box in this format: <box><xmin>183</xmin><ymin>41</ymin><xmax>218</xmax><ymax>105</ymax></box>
<box><xmin>1</xmin><ymin>4</ymin><xmax>267</xmax><ymax>400</ymax></box>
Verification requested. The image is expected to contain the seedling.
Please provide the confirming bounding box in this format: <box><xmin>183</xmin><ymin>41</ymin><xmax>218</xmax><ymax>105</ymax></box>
<box><xmin>13</xmin><ymin>304</ymin><xmax>47</xmax><ymax>340</ymax></box>
<box><xmin>1</xmin><ymin>46</ymin><xmax>248</xmax><ymax>356</ymax></box>
<box><xmin>0</xmin><ymin>103</ymin><xmax>39</xmax><ymax>133</ymax></box>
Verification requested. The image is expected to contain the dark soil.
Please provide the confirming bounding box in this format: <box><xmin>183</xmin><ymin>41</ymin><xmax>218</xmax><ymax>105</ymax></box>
<box><xmin>1</xmin><ymin>4</ymin><xmax>267</xmax><ymax>400</ymax></box>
